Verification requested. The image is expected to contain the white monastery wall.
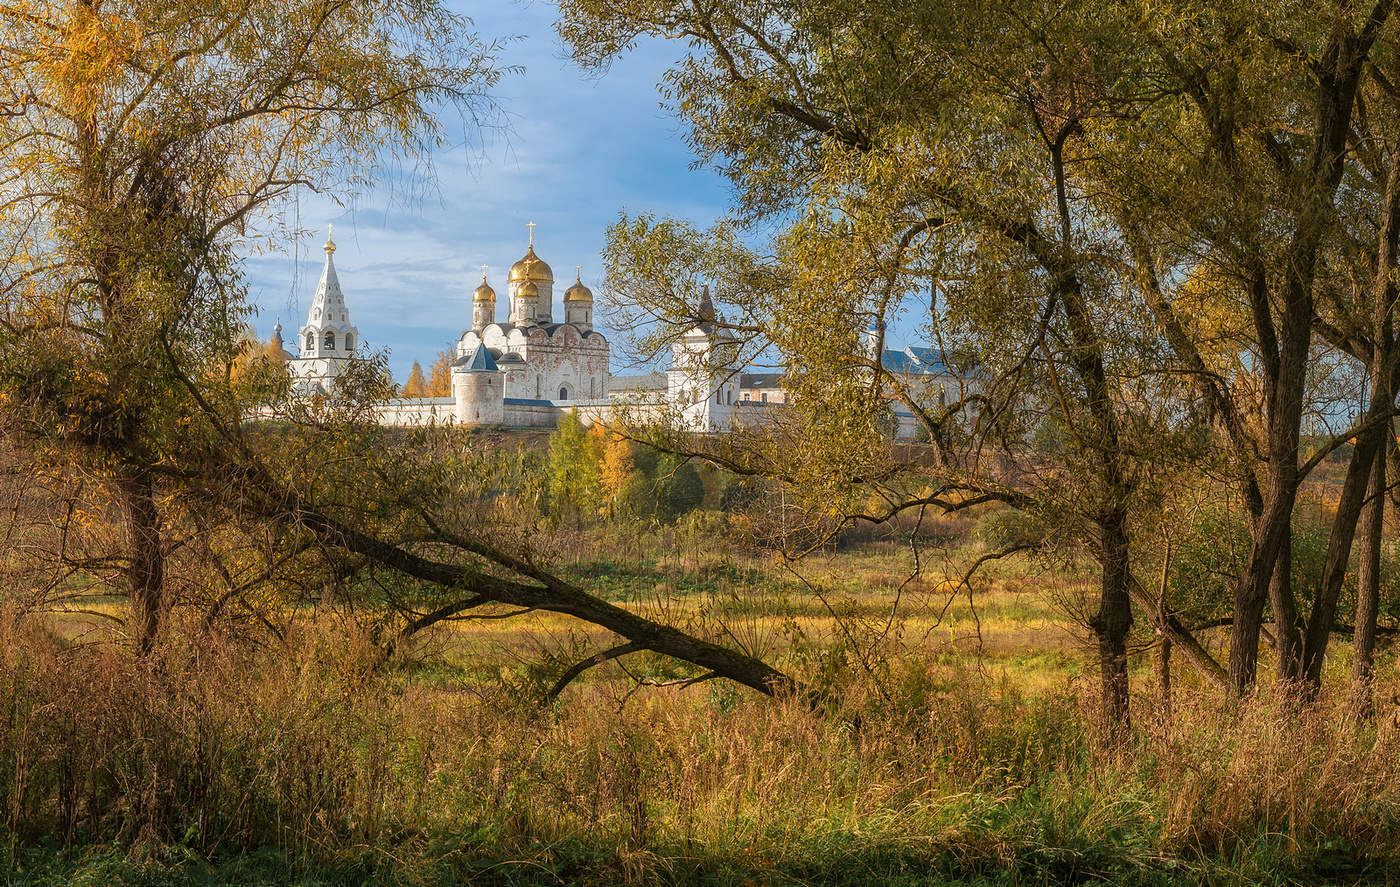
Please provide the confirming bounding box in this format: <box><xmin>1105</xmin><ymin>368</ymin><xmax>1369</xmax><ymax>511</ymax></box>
<box><xmin>375</xmin><ymin>397</ymin><xmax>458</xmax><ymax>426</ymax></box>
<box><xmin>501</xmin><ymin>401</ymin><xmax>558</xmax><ymax>427</ymax></box>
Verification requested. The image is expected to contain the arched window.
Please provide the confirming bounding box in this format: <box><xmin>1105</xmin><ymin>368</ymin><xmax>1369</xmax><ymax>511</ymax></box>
<box><xmin>345</xmin><ymin>333</ymin><xmax>355</xmax><ymax>351</ymax></box>
<box><xmin>323</xmin><ymin>331</ymin><xmax>335</xmax><ymax>350</ymax></box>
<box><xmin>726</xmin><ymin>389</ymin><xmax>732</xmax><ymax>405</ymax></box>
<box><xmin>305</xmin><ymin>332</ymin><xmax>315</xmax><ymax>351</ymax></box>
<box><xmin>589</xmin><ymin>378</ymin><xmax>596</xmax><ymax>398</ymax></box>
<box><xmin>559</xmin><ymin>386</ymin><xmax>569</xmax><ymax>401</ymax></box>
<box><xmin>535</xmin><ymin>376</ymin><xmax>542</xmax><ymax>399</ymax></box>
<box><xmin>715</xmin><ymin>390</ymin><xmax>722</xmax><ymax>405</ymax></box>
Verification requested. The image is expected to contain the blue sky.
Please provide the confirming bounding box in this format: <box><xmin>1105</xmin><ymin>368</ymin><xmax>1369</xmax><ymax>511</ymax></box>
<box><xmin>245</xmin><ymin>1</ymin><xmax>731</xmax><ymax>382</ymax></box>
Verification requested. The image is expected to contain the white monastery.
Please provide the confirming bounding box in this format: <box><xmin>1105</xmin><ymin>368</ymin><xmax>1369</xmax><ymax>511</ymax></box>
<box><xmin>274</xmin><ymin>225</ymin><xmax>966</xmax><ymax>438</ymax></box>
<box><xmin>279</xmin><ymin>225</ymin><xmax>747</xmax><ymax>433</ymax></box>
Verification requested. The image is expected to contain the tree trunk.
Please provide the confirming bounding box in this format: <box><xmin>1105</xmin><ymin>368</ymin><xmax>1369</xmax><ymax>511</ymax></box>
<box><xmin>1093</xmin><ymin>512</ymin><xmax>1133</xmax><ymax>732</ymax></box>
<box><xmin>118</xmin><ymin>469</ymin><xmax>165</xmax><ymax>656</ymax></box>
<box><xmin>1227</xmin><ymin>18</ymin><xmax>1384</xmax><ymax>690</ymax></box>
<box><xmin>1351</xmin><ymin>437</ymin><xmax>1385</xmax><ymax>717</ymax></box>
<box><xmin>1270</xmin><ymin>531</ymin><xmax>1303</xmax><ymax>684</ymax></box>
<box><xmin>248</xmin><ymin>489</ymin><xmax>802</xmax><ymax>699</ymax></box>
<box><xmin>1302</xmin><ymin>409</ymin><xmax>1389</xmax><ymax>687</ymax></box>
<box><xmin>1351</xmin><ymin>147</ymin><xmax>1400</xmax><ymax>715</ymax></box>
<box><xmin>1231</xmin><ymin>504</ymin><xmax>1291</xmax><ymax>691</ymax></box>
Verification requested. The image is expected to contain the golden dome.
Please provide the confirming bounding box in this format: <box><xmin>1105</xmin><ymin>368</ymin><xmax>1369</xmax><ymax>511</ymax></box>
<box><xmin>564</xmin><ymin>270</ymin><xmax>593</xmax><ymax>302</ymax></box>
<box><xmin>474</xmin><ymin>279</ymin><xmax>495</xmax><ymax>302</ymax></box>
<box><xmin>508</xmin><ymin>246</ymin><xmax>553</xmax><ymax>284</ymax></box>
<box><xmin>518</xmin><ymin>279</ymin><xmax>539</xmax><ymax>299</ymax></box>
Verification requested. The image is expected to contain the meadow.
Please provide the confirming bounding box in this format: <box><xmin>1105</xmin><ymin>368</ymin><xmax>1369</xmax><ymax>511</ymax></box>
<box><xmin>6</xmin><ymin>505</ymin><xmax>1400</xmax><ymax>887</ymax></box>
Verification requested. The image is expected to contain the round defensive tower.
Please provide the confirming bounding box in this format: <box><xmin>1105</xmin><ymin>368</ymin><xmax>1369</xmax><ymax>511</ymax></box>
<box><xmin>452</xmin><ymin>343</ymin><xmax>505</xmax><ymax>426</ymax></box>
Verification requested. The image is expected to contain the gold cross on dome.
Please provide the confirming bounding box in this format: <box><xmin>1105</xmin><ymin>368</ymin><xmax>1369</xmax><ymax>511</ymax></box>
<box><xmin>481</xmin><ymin>263</ymin><xmax>488</xmax><ymax>281</ymax></box>
<box><xmin>527</xmin><ymin>220</ymin><xmax>536</xmax><ymax>247</ymax></box>
<box><xmin>576</xmin><ymin>264</ymin><xmax>582</xmax><ymax>281</ymax></box>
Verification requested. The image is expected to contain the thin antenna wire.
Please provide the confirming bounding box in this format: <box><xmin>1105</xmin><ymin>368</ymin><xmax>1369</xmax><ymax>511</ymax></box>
<box><xmin>286</xmin><ymin>191</ymin><xmax>302</xmax><ymax>331</ymax></box>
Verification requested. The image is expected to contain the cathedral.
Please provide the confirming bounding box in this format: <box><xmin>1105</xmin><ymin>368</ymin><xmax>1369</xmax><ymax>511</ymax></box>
<box><xmin>456</xmin><ymin>221</ymin><xmax>612</xmax><ymax>410</ymax></box>
<box><xmin>283</xmin><ymin>225</ymin><xmax>747</xmax><ymax>433</ymax></box>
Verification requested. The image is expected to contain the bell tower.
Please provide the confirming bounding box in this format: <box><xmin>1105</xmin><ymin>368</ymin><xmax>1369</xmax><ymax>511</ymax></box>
<box><xmin>291</xmin><ymin>225</ymin><xmax>361</xmax><ymax>392</ymax></box>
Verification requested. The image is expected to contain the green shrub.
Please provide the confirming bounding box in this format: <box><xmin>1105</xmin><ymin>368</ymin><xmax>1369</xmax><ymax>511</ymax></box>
<box><xmin>653</xmin><ymin>457</ymin><xmax>704</xmax><ymax>520</ymax></box>
<box><xmin>1160</xmin><ymin>503</ymin><xmax>1252</xmax><ymax>621</ymax></box>
<box><xmin>1158</xmin><ymin>501</ymin><xmax>1400</xmax><ymax>625</ymax></box>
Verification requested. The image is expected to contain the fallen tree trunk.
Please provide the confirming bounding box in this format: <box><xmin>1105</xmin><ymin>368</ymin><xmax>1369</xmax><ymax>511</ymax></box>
<box><xmin>240</xmin><ymin>482</ymin><xmax>799</xmax><ymax>698</ymax></box>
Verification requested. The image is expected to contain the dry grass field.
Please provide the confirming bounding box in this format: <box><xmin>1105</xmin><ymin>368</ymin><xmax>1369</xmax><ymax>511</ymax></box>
<box><xmin>8</xmin><ymin>510</ymin><xmax>1400</xmax><ymax>886</ymax></box>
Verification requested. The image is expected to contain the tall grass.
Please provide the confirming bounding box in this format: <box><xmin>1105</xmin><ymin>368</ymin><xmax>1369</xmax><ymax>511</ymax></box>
<box><xmin>2</xmin><ymin>610</ymin><xmax>1399</xmax><ymax>885</ymax></box>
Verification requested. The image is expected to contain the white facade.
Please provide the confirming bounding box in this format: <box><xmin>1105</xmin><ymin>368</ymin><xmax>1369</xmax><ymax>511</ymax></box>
<box><xmin>861</xmin><ymin>321</ymin><xmax>984</xmax><ymax>438</ymax></box>
<box><xmin>459</xmin><ymin>324</ymin><xmax>610</xmax><ymax>404</ymax></box>
<box><xmin>289</xmin><ymin>226</ymin><xmax>360</xmax><ymax>395</ymax></box>
<box><xmin>665</xmin><ymin>287</ymin><xmax>740</xmax><ymax>432</ymax></box>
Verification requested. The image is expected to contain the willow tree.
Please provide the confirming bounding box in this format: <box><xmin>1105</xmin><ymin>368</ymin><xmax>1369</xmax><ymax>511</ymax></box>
<box><xmin>1312</xmin><ymin>52</ymin><xmax>1400</xmax><ymax>711</ymax></box>
<box><xmin>1099</xmin><ymin>0</ymin><xmax>1400</xmax><ymax>692</ymax></box>
<box><xmin>560</xmin><ymin>0</ymin><xmax>1232</xmax><ymax>728</ymax></box>
<box><xmin>0</xmin><ymin>0</ymin><xmax>798</xmax><ymax>702</ymax></box>
<box><xmin>560</xmin><ymin>0</ymin><xmax>1400</xmax><ymax>719</ymax></box>
<box><xmin>0</xmin><ymin>0</ymin><xmax>503</xmax><ymax>652</ymax></box>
